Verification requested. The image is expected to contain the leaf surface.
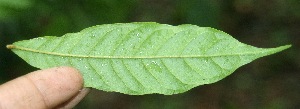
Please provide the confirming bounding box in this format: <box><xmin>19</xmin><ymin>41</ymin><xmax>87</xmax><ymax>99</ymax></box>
<box><xmin>7</xmin><ymin>22</ymin><xmax>290</xmax><ymax>95</ymax></box>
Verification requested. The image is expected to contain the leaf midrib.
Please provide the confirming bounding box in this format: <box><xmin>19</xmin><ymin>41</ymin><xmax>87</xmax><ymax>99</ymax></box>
<box><xmin>7</xmin><ymin>44</ymin><xmax>288</xmax><ymax>59</ymax></box>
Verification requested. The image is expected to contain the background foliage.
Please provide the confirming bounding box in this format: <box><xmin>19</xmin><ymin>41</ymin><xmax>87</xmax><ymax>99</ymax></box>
<box><xmin>0</xmin><ymin>0</ymin><xmax>299</xmax><ymax>108</ymax></box>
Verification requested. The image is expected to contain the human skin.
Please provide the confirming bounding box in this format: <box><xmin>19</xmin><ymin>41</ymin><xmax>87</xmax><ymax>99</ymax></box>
<box><xmin>0</xmin><ymin>66</ymin><xmax>90</xmax><ymax>109</ymax></box>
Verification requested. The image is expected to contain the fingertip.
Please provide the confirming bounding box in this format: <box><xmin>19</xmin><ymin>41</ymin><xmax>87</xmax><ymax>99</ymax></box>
<box><xmin>49</xmin><ymin>66</ymin><xmax>83</xmax><ymax>86</ymax></box>
<box><xmin>0</xmin><ymin>66</ymin><xmax>84</xmax><ymax>109</ymax></box>
<box><xmin>25</xmin><ymin>66</ymin><xmax>84</xmax><ymax>108</ymax></box>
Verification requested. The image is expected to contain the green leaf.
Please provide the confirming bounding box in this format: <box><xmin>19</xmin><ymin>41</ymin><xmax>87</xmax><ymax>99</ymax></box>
<box><xmin>7</xmin><ymin>22</ymin><xmax>290</xmax><ymax>95</ymax></box>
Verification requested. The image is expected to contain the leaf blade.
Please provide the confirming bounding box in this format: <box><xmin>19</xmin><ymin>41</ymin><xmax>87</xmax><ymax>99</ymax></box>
<box><xmin>7</xmin><ymin>22</ymin><xmax>291</xmax><ymax>95</ymax></box>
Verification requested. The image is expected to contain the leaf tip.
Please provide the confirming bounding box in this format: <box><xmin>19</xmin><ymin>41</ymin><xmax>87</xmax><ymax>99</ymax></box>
<box><xmin>263</xmin><ymin>44</ymin><xmax>292</xmax><ymax>56</ymax></box>
<box><xmin>6</xmin><ymin>44</ymin><xmax>16</xmax><ymax>49</ymax></box>
<box><xmin>277</xmin><ymin>44</ymin><xmax>292</xmax><ymax>51</ymax></box>
<box><xmin>284</xmin><ymin>44</ymin><xmax>292</xmax><ymax>49</ymax></box>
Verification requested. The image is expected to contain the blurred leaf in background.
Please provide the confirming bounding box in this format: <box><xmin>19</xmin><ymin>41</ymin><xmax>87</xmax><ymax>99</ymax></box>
<box><xmin>0</xmin><ymin>0</ymin><xmax>33</xmax><ymax>21</ymax></box>
<box><xmin>0</xmin><ymin>0</ymin><xmax>299</xmax><ymax>109</ymax></box>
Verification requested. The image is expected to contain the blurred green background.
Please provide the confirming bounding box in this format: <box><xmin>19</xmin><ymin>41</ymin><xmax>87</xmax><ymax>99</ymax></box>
<box><xmin>0</xmin><ymin>0</ymin><xmax>299</xmax><ymax>109</ymax></box>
